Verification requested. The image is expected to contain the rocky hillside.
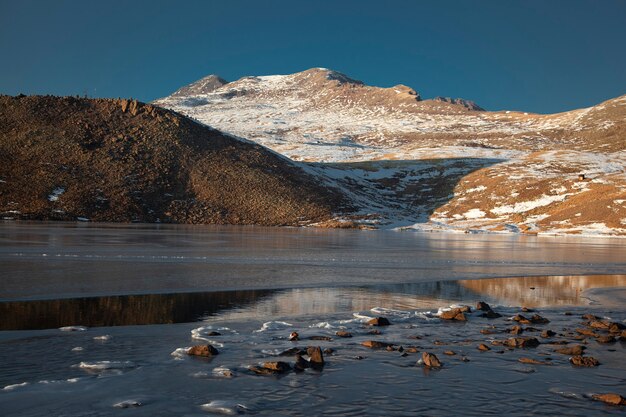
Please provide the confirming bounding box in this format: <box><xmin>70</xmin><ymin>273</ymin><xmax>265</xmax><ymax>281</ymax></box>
<box><xmin>156</xmin><ymin>68</ymin><xmax>626</xmax><ymax>236</ymax></box>
<box><xmin>0</xmin><ymin>95</ymin><xmax>350</xmax><ymax>225</ymax></box>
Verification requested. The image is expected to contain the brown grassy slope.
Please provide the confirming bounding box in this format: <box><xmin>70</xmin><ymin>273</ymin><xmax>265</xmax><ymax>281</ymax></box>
<box><xmin>0</xmin><ymin>95</ymin><xmax>350</xmax><ymax>225</ymax></box>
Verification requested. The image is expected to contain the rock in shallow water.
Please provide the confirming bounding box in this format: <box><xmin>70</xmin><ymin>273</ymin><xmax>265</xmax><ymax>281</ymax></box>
<box><xmin>368</xmin><ymin>317</ymin><xmax>391</xmax><ymax>326</ymax></box>
<box><xmin>362</xmin><ymin>340</ymin><xmax>394</xmax><ymax>349</ymax></box>
<box><xmin>476</xmin><ymin>301</ymin><xmax>492</xmax><ymax>311</ymax></box>
<box><xmin>188</xmin><ymin>344</ymin><xmax>219</xmax><ymax>357</ymax></box>
<box><xmin>569</xmin><ymin>355</ymin><xmax>600</xmax><ymax>367</ymax></box>
<box><xmin>307</xmin><ymin>346</ymin><xmax>324</xmax><ymax>368</ymax></box>
<box><xmin>518</xmin><ymin>357</ymin><xmax>550</xmax><ymax>365</ymax></box>
<box><xmin>592</xmin><ymin>393</ymin><xmax>626</xmax><ymax>406</ymax></box>
<box><xmin>421</xmin><ymin>352</ymin><xmax>442</xmax><ymax>368</ymax></box>
<box><xmin>439</xmin><ymin>308</ymin><xmax>466</xmax><ymax>321</ymax></box>
<box><xmin>554</xmin><ymin>345</ymin><xmax>586</xmax><ymax>355</ymax></box>
<box><xmin>505</xmin><ymin>337</ymin><xmax>540</xmax><ymax>348</ymax></box>
<box><xmin>250</xmin><ymin>361</ymin><xmax>291</xmax><ymax>375</ymax></box>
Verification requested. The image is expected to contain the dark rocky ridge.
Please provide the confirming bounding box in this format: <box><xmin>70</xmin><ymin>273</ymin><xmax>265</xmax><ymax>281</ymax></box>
<box><xmin>432</xmin><ymin>96</ymin><xmax>485</xmax><ymax>111</ymax></box>
<box><xmin>0</xmin><ymin>95</ymin><xmax>350</xmax><ymax>225</ymax></box>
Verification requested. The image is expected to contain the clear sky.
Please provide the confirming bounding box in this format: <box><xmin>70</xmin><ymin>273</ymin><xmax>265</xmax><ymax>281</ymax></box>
<box><xmin>1</xmin><ymin>0</ymin><xmax>625</xmax><ymax>113</ymax></box>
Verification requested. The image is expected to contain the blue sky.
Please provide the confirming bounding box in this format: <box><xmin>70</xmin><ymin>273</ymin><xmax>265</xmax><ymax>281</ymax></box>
<box><xmin>1</xmin><ymin>0</ymin><xmax>624</xmax><ymax>113</ymax></box>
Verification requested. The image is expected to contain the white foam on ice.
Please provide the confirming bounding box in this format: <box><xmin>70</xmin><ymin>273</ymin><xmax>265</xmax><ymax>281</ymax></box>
<box><xmin>77</xmin><ymin>361</ymin><xmax>136</xmax><ymax>370</ymax></box>
<box><xmin>60</xmin><ymin>326</ymin><xmax>87</xmax><ymax>331</ymax></box>
<box><xmin>200</xmin><ymin>400</ymin><xmax>249</xmax><ymax>415</ymax></box>
<box><xmin>3</xmin><ymin>382</ymin><xmax>29</xmax><ymax>391</ymax></box>
<box><xmin>254</xmin><ymin>321</ymin><xmax>293</xmax><ymax>332</ymax></box>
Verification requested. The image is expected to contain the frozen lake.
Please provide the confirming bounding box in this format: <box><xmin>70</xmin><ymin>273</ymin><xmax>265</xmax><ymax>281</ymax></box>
<box><xmin>1</xmin><ymin>222</ymin><xmax>626</xmax><ymax>301</ymax></box>
<box><xmin>1</xmin><ymin>223</ymin><xmax>625</xmax><ymax>416</ymax></box>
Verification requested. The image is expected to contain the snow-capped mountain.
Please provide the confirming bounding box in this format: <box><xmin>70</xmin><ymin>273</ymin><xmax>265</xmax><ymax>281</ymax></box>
<box><xmin>155</xmin><ymin>68</ymin><xmax>626</xmax><ymax>236</ymax></box>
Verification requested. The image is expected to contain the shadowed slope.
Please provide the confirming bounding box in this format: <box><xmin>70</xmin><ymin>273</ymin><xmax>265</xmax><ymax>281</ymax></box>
<box><xmin>0</xmin><ymin>95</ymin><xmax>350</xmax><ymax>225</ymax></box>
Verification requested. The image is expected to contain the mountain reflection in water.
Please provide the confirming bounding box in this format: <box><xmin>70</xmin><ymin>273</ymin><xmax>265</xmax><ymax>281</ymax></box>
<box><xmin>2</xmin><ymin>274</ymin><xmax>624</xmax><ymax>330</ymax></box>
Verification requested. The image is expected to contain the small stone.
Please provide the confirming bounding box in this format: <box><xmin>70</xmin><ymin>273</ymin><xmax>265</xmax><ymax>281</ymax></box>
<box><xmin>530</xmin><ymin>314</ymin><xmax>550</xmax><ymax>324</ymax></box>
<box><xmin>206</xmin><ymin>331</ymin><xmax>221</xmax><ymax>336</ymax></box>
<box><xmin>506</xmin><ymin>337</ymin><xmax>540</xmax><ymax>348</ymax></box>
<box><xmin>294</xmin><ymin>354</ymin><xmax>309</xmax><ymax>372</ymax></box>
<box><xmin>476</xmin><ymin>301</ymin><xmax>492</xmax><ymax>311</ymax></box>
<box><xmin>263</xmin><ymin>361</ymin><xmax>291</xmax><ymax>373</ymax></box>
<box><xmin>323</xmin><ymin>348</ymin><xmax>334</xmax><ymax>355</ymax></box>
<box><xmin>513</xmin><ymin>314</ymin><xmax>531</xmax><ymax>324</ymax></box>
<box><xmin>362</xmin><ymin>340</ymin><xmax>393</xmax><ymax>349</ymax></box>
<box><xmin>443</xmin><ymin>350</ymin><xmax>456</xmax><ymax>356</ymax></box>
<box><xmin>480</xmin><ymin>329</ymin><xmax>496</xmax><ymax>334</ymax></box>
<box><xmin>279</xmin><ymin>347</ymin><xmax>302</xmax><ymax>356</ymax></box>
<box><xmin>477</xmin><ymin>344</ymin><xmax>491</xmax><ymax>351</ymax></box>
<box><xmin>335</xmin><ymin>331</ymin><xmax>352</xmax><ymax>338</ymax></box>
<box><xmin>289</xmin><ymin>332</ymin><xmax>299</xmax><ymax>341</ymax></box>
<box><xmin>368</xmin><ymin>317</ymin><xmax>391</xmax><ymax>326</ymax></box>
<box><xmin>439</xmin><ymin>308</ymin><xmax>467</xmax><ymax>321</ymax></box>
<box><xmin>461</xmin><ymin>356</ymin><xmax>470</xmax><ymax>362</ymax></box>
<box><xmin>421</xmin><ymin>352</ymin><xmax>442</xmax><ymax>368</ymax></box>
<box><xmin>540</xmin><ymin>330</ymin><xmax>556</xmax><ymax>338</ymax></box>
<box><xmin>481</xmin><ymin>310</ymin><xmax>502</xmax><ymax>319</ymax></box>
<box><xmin>510</xmin><ymin>325</ymin><xmax>524</xmax><ymax>335</ymax></box>
<box><xmin>521</xmin><ymin>307</ymin><xmax>534</xmax><ymax>313</ymax></box>
<box><xmin>608</xmin><ymin>322</ymin><xmax>626</xmax><ymax>333</ymax></box>
<box><xmin>404</xmin><ymin>347</ymin><xmax>419</xmax><ymax>353</ymax></box>
<box><xmin>592</xmin><ymin>393</ymin><xmax>626</xmax><ymax>406</ymax></box>
<box><xmin>368</xmin><ymin>329</ymin><xmax>382</xmax><ymax>335</ymax></box>
<box><xmin>588</xmin><ymin>320</ymin><xmax>609</xmax><ymax>330</ymax></box>
<box><xmin>249</xmin><ymin>366</ymin><xmax>275</xmax><ymax>375</ymax></box>
<box><xmin>307</xmin><ymin>346</ymin><xmax>324</xmax><ymax>367</ymax></box>
<box><xmin>569</xmin><ymin>355</ymin><xmax>600</xmax><ymax>367</ymax></box>
<box><xmin>576</xmin><ymin>328</ymin><xmax>599</xmax><ymax>337</ymax></box>
<box><xmin>187</xmin><ymin>344</ymin><xmax>219</xmax><ymax>357</ymax></box>
<box><xmin>518</xmin><ymin>357</ymin><xmax>550</xmax><ymax>365</ymax></box>
<box><xmin>433</xmin><ymin>340</ymin><xmax>445</xmax><ymax>346</ymax></box>
<box><xmin>308</xmin><ymin>335</ymin><xmax>333</xmax><ymax>341</ymax></box>
<box><xmin>582</xmin><ymin>314</ymin><xmax>601</xmax><ymax>321</ymax></box>
<box><xmin>596</xmin><ymin>335</ymin><xmax>616</xmax><ymax>344</ymax></box>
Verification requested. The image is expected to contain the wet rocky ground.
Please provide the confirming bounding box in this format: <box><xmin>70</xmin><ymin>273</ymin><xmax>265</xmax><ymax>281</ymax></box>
<box><xmin>1</xmin><ymin>300</ymin><xmax>624</xmax><ymax>416</ymax></box>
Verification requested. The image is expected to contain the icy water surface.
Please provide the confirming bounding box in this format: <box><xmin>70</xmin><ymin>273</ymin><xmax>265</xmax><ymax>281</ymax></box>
<box><xmin>1</xmin><ymin>223</ymin><xmax>625</xmax><ymax>416</ymax></box>
<box><xmin>1</xmin><ymin>222</ymin><xmax>626</xmax><ymax>301</ymax></box>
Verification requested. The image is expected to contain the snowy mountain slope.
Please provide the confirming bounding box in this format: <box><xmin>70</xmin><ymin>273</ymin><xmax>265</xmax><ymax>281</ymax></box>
<box><xmin>155</xmin><ymin>68</ymin><xmax>626</xmax><ymax>236</ymax></box>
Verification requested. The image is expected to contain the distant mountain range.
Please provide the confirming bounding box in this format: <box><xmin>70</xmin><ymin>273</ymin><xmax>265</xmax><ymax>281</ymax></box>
<box><xmin>1</xmin><ymin>67</ymin><xmax>624</xmax><ymax>236</ymax></box>
<box><xmin>155</xmin><ymin>68</ymin><xmax>626</xmax><ymax>236</ymax></box>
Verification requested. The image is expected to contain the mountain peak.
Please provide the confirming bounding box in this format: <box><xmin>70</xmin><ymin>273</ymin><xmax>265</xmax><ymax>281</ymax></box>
<box><xmin>297</xmin><ymin>68</ymin><xmax>365</xmax><ymax>86</ymax></box>
<box><xmin>170</xmin><ymin>74</ymin><xmax>229</xmax><ymax>97</ymax></box>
